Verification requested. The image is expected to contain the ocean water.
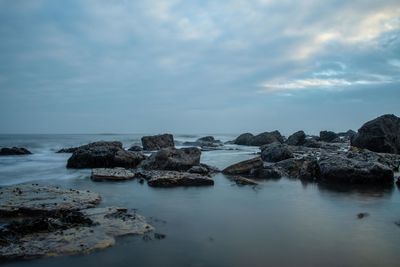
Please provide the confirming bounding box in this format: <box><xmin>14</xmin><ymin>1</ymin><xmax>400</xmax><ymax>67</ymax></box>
<box><xmin>0</xmin><ymin>134</ymin><xmax>399</xmax><ymax>267</ymax></box>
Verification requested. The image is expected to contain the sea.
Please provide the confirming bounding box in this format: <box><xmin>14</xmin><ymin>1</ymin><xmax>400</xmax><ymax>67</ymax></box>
<box><xmin>0</xmin><ymin>134</ymin><xmax>399</xmax><ymax>267</ymax></box>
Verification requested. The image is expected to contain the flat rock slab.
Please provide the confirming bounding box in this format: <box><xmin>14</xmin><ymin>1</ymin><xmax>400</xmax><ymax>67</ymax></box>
<box><xmin>0</xmin><ymin>184</ymin><xmax>101</xmax><ymax>217</ymax></box>
<box><xmin>147</xmin><ymin>171</ymin><xmax>214</xmax><ymax>187</ymax></box>
<box><xmin>91</xmin><ymin>168</ymin><xmax>136</xmax><ymax>181</ymax></box>
<box><xmin>0</xmin><ymin>207</ymin><xmax>153</xmax><ymax>260</ymax></box>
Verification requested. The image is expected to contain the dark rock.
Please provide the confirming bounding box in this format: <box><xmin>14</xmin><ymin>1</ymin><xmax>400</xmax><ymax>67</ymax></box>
<box><xmin>0</xmin><ymin>147</ymin><xmax>32</xmax><ymax>156</ymax></box>
<box><xmin>91</xmin><ymin>168</ymin><xmax>137</xmax><ymax>181</ymax></box>
<box><xmin>128</xmin><ymin>145</ymin><xmax>143</xmax><ymax>152</ymax></box>
<box><xmin>183</xmin><ymin>136</ymin><xmax>222</xmax><ymax>148</ymax></box>
<box><xmin>338</xmin><ymin>129</ymin><xmax>357</xmax><ymax>138</ymax></box>
<box><xmin>67</xmin><ymin>145</ymin><xmax>146</xmax><ymax>169</ymax></box>
<box><xmin>147</xmin><ymin>171</ymin><xmax>214</xmax><ymax>187</ymax></box>
<box><xmin>357</xmin><ymin>212</ymin><xmax>369</xmax><ymax>219</ymax></box>
<box><xmin>346</xmin><ymin>147</ymin><xmax>400</xmax><ymax>171</ymax></box>
<box><xmin>222</xmin><ymin>157</ymin><xmax>263</xmax><ymax>175</ymax></box>
<box><xmin>395</xmin><ymin>177</ymin><xmax>400</xmax><ymax>186</ymax></box>
<box><xmin>250</xmin><ymin>165</ymin><xmax>283</xmax><ymax>179</ymax></box>
<box><xmin>234</xmin><ymin>131</ymin><xmax>284</xmax><ymax>146</ymax></box>
<box><xmin>319</xmin><ymin>131</ymin><xmax>339</xmax><ymax>142</ymax></box>
<box><xmin>298</xmin><ymin>159</ymin><xmax>320</xmax><ymax>181</ymax></box>
<box><xmin>57</xmin><ymin>141</ymin><xmax>122</xmax><ymax>153</ymax></box>
<box><xmin>351</xmin><ymin>114</ymin><xmax>400</xmax><ymax>154</ymax></box>
<box><xmin>274</xmin><ymin>158</ymin><xmax>306</xmax><ymax>177</ymax></box>
<box><xmin>317</xmin><ymin>155</ymin><xmax>394</xmax><ymax>184</ymax></box>
<box><xmin>229</xmin><ymin>176</ymin><xmax>258</xmax><ymax>185</ymax></box>
<box><xmin>233</xmin><ymin>133</ymin><xmax>254</xmax><ymax>145</ymax></box>
<box><xmin>141</xmin><ymin>134</ymin><xmax>174</xmax><ymax>151</ymax></box>
<box><xmin>286</xmin><ymin>131</ymin><xmax>306</xmax><ymax>146</ymax></box>
<box><xmin>139</xmin><ymin>147</ymin><xmax>201</xmax><ymax>171</ymax></box>
<box><xmin>187</xmin><ymin>165</ymin><xmax>209</xmax><ymax>175</ymax></box>
<box><xmin>260</xmin><ymin>143</ymin><xmax>294</xmax><ymax>162</ymax></box>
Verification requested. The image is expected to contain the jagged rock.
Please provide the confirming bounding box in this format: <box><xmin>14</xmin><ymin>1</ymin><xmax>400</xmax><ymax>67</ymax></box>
<box><xmin>0</xmin><ymin>184</ymin><xmax>101</xmax><ymax>217</ymax></box>
<box><xmin>286</xmin><ymin>131</ymin><xmax>306</xmax><ymax>146</ymax></box>
<box><xmin>346</xmin><ymin>147</ymin><xmax>400</xmax><ymax>171</ymax></box>
<box><xmin>147</xmin><ymin>171</ymin><xmax>214</xmax><ymax>187</ymax></box>
<box><xmin>395</xmin><ymin>177</ymin><xmax>400</xmax><ymax>186</ymax></box>
<box><xmin>0</xmin><ymin>147</ymin><xmax>32</xmax><ymax>156</ymax></box>
<box><xmin>222</xmin><ymin>157</ymin><xmax>263</xmax><ymax>175</ymax></box>
<box><xmin>0</xmin><ymin>207</ymin><xmax>153</xmax><ymax>260</ymax></box>
<box><xmin>317</xmin><ymin>155</ymin><xmax>394</xmax><ymax>184</ymax></box>
<box><xmin>91</xmin><ymin>168</ymin><xmax>137</xmax><ymax>181</ymax></box>
<box><xmin>351</xmin><ymin>114</ymin><xmax>400</xmax><ymax>154</ymax></box>
<box><xmin>57</xmin><ymin>141</ymin><xmax>123</xmax><ymax>153</ymax></box>
<box><xmin>319</xmin><ymin>131</ymin><xmax>339</xmax><ymax>142</ymax></box>
<box><xmin>128</xmin><ymin>145</ymin><xmax>143</xmax><ymax>152</ymax></box>
<box><xmin>260</xmin><ymin>143</ymin><xmax>294</xmax><ymax>162</ymax></box>
<box><xmin>141</xmin><ymin>134</ymin><xmax>174</xmax><ymax>151</ymax></box>
<box><xmin>139</xmin><ymin>147</ymin><xmax>201</xmax><ymax>171</ymax></box>
<box><xmin>67</xmin><ymin>145</ymin><xmax>146</xmax><ymax>169</ymax></box>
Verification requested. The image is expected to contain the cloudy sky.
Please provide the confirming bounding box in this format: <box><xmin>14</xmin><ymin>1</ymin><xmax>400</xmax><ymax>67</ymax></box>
<box><xmin>0</xmin><ymin>0</ymin><xmax>399</xmax><ymax>134</ymax></box>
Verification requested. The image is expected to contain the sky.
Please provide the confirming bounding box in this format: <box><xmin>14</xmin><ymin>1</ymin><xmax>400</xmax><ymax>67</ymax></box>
<box><xmin>0</xmin><ymin>0</ymin><xmax>399</xmax><ymax>135</ymax></box>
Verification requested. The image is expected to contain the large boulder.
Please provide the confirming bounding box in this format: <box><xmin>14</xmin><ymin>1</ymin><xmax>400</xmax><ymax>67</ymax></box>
<box><xmin>260</xmin><ymin>143</ymin><xmax>294</xmax><ymax>162</ymax></box>
<box><xmin>222</xmin><ymin>157</ymin><xmax>263</xmax><ymax>175</ymax></box>
<box><xmin>141</xmin><ymin>134</ymin><xmax>174</xmax><ymax>150</ymax></box>
<box><xmin>147</xmin><ymin>171</ymin><xmax>214</xmax><ymax>187</ymax></box>
<box><xmin>67</xmin><ymin>145</ymin><xmax>145</xmax><ymax>169</ymax></box>
<box><xmin>351</xmin><ymin>114</ymin><xmax>400</xmax><ymax>154</ymax></box>
<box><xmin>234</xmin><ymin>131</ymin><xmax>284</xmax><ymax>146</ymax></box>
<box><xmin>319</xmin><ymin>131</ymin><xmax>339</xmax><ymax>142</ymax></box>
<box><xmin>139</xmin><ymin>147</ymin><xmax>201</xmax><ymax>171</ymax></box>
<box><xmin>0</xmin><ymin>147</ymin><xmax>32</xmax><ymax>156</ymax></box>
<box><xmin>233</xmin><ymin>133</ymin><xmax>254</xmax><ymax>145</ymax></box>
<box><xmin>317</xmin><ymin>155</ymin><xmax>394</xmax><ymax>184</ymax></box>
<box><xmin>286</xmin><ymin>131</ymin><xmax>306</xmax><ymax>146</ymax></box>
<box><xmin>57</xmin><ymin>141</ymin><xmax>122</xmax><ymax>153</ymax></box>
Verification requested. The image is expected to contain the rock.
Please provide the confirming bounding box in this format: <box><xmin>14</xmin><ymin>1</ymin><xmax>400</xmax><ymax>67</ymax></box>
<box><xmin>222</xmin><ymin>157</ymin><xmax>263</xmax><ymax>175</ymax></box>
<box><xmin>251</xmin><ymin>131</ymin><xmax>284</xmax><ymax>146</ymax></box>
<box><xmin>183</xmin><ymin>136</ymin><xmax>222</xmax><ymax>148</ymax></box>
<box><xmin>57</xmin><ymin>141</ymin><xmax>123</xmax><ymax>153</ymax></box>
<box><xmin>0</xmin><ymin>207</ymin><xmax>152</xmax><ymax>260</ymax></box>
<box><xmin>233</xmin><ymin>133</ymin><xmax>254</xmax><ymax>145</ymax></box>
<box><xmin>0</xmin><ymin>184</ymin><xmax>101</xmax><ymax>217</ymax></box>
<box><xmin>338</xmin><ymin>129</ymin><xmax>356</xmax><ymax>138</ymax></box>
<box><xmin>67</xmin><ymin>145</ymin><xmax>146</xmax><ymax>169</ymax></box>
<box><xmin>319</xmin><ymin>131</ymin><xmax>339</xmax><ymax>142</ymax></box>
<box><xmin>260</xmin><ymin>143</ymin><xmax>294</xmax><ymax>162</ymax></box>
<box><xmin>298</xmin><ymin>159</ymin><xmax>320</xmax><ymax>181</ymax></box>
<box><xmin>0</xmin><ymin>147</ymin><xmax>32</xmax><ymax>156</ymax></box>
<box><xmin>351</xmin><ymin>114</ymin><xmax>400</xmax><ymax>154</ymax></box>
<box><xmin>250</xmin><ymin>165</ymin><xmax>283</xmax><ymax>179</ymax></box>
<box><xmin>274</xmin><ymin>158</ymin><xmax>306</xmax><ymax>177</ymax></box>
<box><xmin>357</xmin><ymin>212</ymin><xmax>369</xmax><ymax>219</ymax></box>
<box><xmin>147</xmin><ymin>171</ymin><xmax>214</xmax><ymax>187</ymax></box>
<box><xmin>139</xmin><ymin>147</ymin><xmax>201</xmax><ymax>171</ymax></box>
<box><xmin>303</xmin><ymin>138</ymin><xmax>323</xmax><ymax>148</ymax></box>
<box><xmin>317</xmin><ymin>155</ymin><xmax>394</xmax><ymax>184</ymax></box>
<box><xmin>141</xmin><ymin>134</ymin><xmax>174</xmax><ymax>151</ymax></box>
<box><xmin>91</xmin><ymin>168</ymin><xmax>137</xmax><ymax>181</ymax></box>
<box><xmin>395</xmin><ymin>177</ymin><xmax>400</xmax><ymax>186</ymax></box>
<box><xmin>197</xmin><ymin>136</ymin><xmax>216</xmax><ymax>142</ymax></box>
<box><xmin>286</xmin><ymin>131</ymin><xmax>306</xmax><ymax>146</ymax></box>
<box><xmin>346</xmin><ymin>148</ymin><xmax>400</xmax><ymax>171</ymax></box>
<box><xmin>230</xmin><ymin>176</ymin><xmax>258</xmax><ymax>185</ymax></box>
<box><xmin>128</xmin><ymin>145</ymin><xmax>143</xmax><ymax>152</ymax></box>
<box><xmin>187</xmin><ymin>165</ymin><xmax>209</xmax><ymax>175</ymax></box>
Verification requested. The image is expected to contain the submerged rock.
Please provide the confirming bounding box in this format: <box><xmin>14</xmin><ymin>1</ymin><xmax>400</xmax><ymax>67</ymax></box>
<box><xmin>147</xmin><ymin>171</ymin><xmax>214</xmax><ymax>187</ymax></box>
<box><xmin>286</xmin><ymin>131</ymin><xmax>306</xmax><ymax>146</ymax></box>
<box><xmin>141</xmin><ymin>134</ymin><xmax>174</xmax><ymax>151</ymax></box>
<box><xmin>57</xmin><ymin>141</ymin><xmax>123</xmax><ymax>153</ymax></box>
<box><xmin>0</xmin><ymin>147</ymin><xmax>32</xmax><ymax>156</ymax></box>
<box><xmin>229</xmin><ymin>176</ymin><xmax>258</xmax><ymax>186</ymax></box>
<box><xmin>67</xmin><ymin>145</ymin><xmax>145</xmax><ymax>169</ymax></box>
<box><xmin>222</xmin><ymin>157</ymin><xmax>263</xmax><ymax>175</ymax></box>
<box><xmin>139</xmin><ymin>147</ymin><xmax>201</xmax><ymax>171</ymax></box>
<box><xmin>351</xmin><ymin>114</ymin><xmax>400</xmax><ymax>154</ymax></box>
<box><xmin>260</xmin><ymin>143</ymin><xmax>294</xmax><ymax>162</ymax></box>
<box><xmin>91</xmin><ymin>168</ymin><xmax>137</xmax><ymax>181</ymax></box>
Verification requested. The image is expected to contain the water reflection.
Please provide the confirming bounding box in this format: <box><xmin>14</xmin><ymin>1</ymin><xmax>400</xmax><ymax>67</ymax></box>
<box><xmin>317</xmin><ymin>182</ymin><xmax>394</xmax><ymax>199</ymax></box>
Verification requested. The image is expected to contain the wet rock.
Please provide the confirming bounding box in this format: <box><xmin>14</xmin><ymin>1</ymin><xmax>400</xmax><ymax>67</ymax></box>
<box><xmin>139</xmin><ymin>147</ymin><xmax>201</xmax><ymax>171</ymax></box>
<box><xmin>57</xmin><ymin>141</ymin><xmax>123</xmax><ymax>153</ymax></box>
<box><xmin>395</xmin><ymin>177</ymin><xmax>400</xmax><ymax>186</ymax></box>
<box><xmin>286</xmin><ymin>131</ymin><xmax>306</xmax><ymax>146</ymax></box>
<box><xmin>91</xmin><ymin>168</ymin><xmax>137</xmax><ymax>181</ymax></box>
<box><xmin>260</xmin><ymin>142</ymin><xmax>294</xmax><ymax>162</ymax></box>
<box><xmin>233</xmin><ymin>131</ymin><xmax>283</xmax><ymax>146</ymax></box>
<box><xmin>0</xmin><ymin>147</ymin><xmax>32</xmax><ymax>156</ymax></box>
<box><xmin>274</xmin><ymin>158</ymin><xmax>306</xmax><ymax>177</ymax></box>
<box><xmin>346</xmin><ymin>147</ymin><xmax>400</xmax><ymax>171</ymax></box>
<box><xmin>250</xmin><ymin>165</ymin><xmax>283</xmax><ymax>179</ymax></box>
<box><xmin>351</xmin><ymin>114</ymin><xmax>400</xmax><ymax>154</ymax></box>
<box><xmin>183</xmin><ymin>136</ymin><xmax>222</xmax><ymax>148</ymax></box>
<box><xmin>229</xmin><ymin>176</ymin><xmax>258</xmax><ymax>185</ymax></box>
<box><xmin>233</xmin><ymin>133</ymin><xmax>254</xmax><ymax>145</ymax></box>
<box><xmin>298</xmin><ymin>159</ymin><xmax>320</xmax><ymax>181</ymax></box>
<box><xmin>319</xmin><ymin>131</ymin><xmax>339</xmax><ymax>142</ymax></box>
<box><xmin>0</xmin><ymin>184</ymin><xmax>101</xmax><ymax>217</ymax></box>
<box><xmin>141</xmin><ymin>134</ymin><xmax>174</xmax><ymax>151</ymax></box>
<box><xmin>128</xmin><ymin>145</ymin><xmax>143</xmax><ymax>152</ymax></box>
<box><xmin>222</xmin><ymin>157</ymin><xmax>263</xmax><ymax>175</ymax></box>
<box><xmin>357</xmin><ymin>212</ymin><xmax>369</xmax><ymax>219</ymax></box>
<box><xmin>187</xmin><ymin>165</ymin><xmax>209</xmax><ymax>175</ymax></box>
<box><xmin>67</xmin><ymin>145</ymin><xmax>146</xmax><ymax>169</ymax></box>
<box><xmin>0</xmin><ymin>207</ymin><xmax>152</xmax><ymax>260</ymax></box>
<box><xmin>317</xmin><ymin>155</ymin><xmax>394</xmax><ymax>184</ymax></box>
<box><xmin>147</xmin><ymin>171</ymin><xmax>214</xmax><ymax>187</ymax></box>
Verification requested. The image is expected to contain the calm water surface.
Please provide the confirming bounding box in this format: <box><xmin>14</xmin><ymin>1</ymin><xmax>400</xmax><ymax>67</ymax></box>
<box><xmin>0</xmin><ymin>134</ymin><xmax>399</xmax><ymax>267</ymax></box>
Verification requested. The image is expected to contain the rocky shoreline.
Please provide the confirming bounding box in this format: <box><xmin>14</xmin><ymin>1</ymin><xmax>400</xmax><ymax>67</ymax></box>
<box><xmin>1</xmin><ymin>113</ymin><xmax>400</xmax><ymax>261</ymax></box>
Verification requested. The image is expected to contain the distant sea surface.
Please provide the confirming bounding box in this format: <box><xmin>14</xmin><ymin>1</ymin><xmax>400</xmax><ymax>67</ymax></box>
<box><xmin>0</xmin><ymin>134</ymin><xmax>399</xmax><ymax>267</ymax></box>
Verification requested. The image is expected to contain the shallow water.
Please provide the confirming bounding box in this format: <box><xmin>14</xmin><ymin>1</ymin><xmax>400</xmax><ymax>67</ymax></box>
<box><xmin>0</xmin><ymin>134</ymin><xmax>399</xmax><ymax>267</ymax></box>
